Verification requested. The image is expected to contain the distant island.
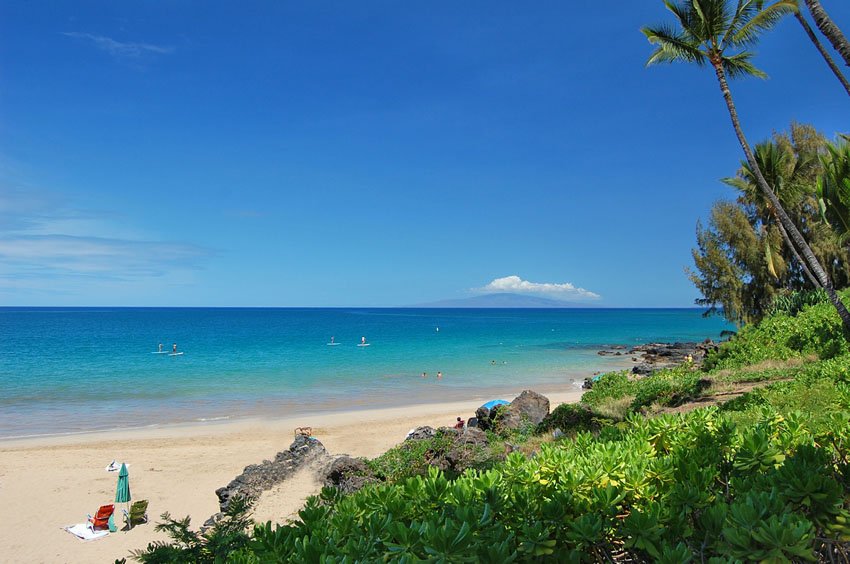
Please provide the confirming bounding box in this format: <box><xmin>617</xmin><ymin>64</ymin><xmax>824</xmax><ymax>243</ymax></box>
<box><xmin>412</xmin><ymin>293</ymin><xmax>596</xmax><ymax>308</ymax></box>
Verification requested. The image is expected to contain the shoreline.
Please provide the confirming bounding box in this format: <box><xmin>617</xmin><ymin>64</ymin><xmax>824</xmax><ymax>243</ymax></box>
<box><xmin>0</xmin><ymin>383</ymin><xmax>589</xmax><ymax>448</ymax></box>
<box><xmin>0</xmin><ymin>358</ymin><xmax>633</xmax><ymax>442</ymax></box>
<box><xmin>0</xmin><ymin>389</ymin><xmax>583</xmax><ymax>563</ymax></box>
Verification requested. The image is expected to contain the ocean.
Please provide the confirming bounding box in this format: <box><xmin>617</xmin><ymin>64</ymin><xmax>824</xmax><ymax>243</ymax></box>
<box><xmin>0</xmin><ymin>307</ymin><xmax>731</xmax><ymax>439</ymax></box>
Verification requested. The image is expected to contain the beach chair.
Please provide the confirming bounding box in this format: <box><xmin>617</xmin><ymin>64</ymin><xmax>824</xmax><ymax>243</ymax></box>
<box><xmin>87</xmin><ymin>504</ymin><xmax>114</xmax><ymax>531</ymax></box>
<box><xmin>123</xmin><ymin>500</ymin><xmax>149</xmax><ymax>528</ymax></box>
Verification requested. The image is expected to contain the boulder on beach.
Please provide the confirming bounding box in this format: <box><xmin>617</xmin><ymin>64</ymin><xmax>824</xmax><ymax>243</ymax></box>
<box><xmin>496</xmin><ymin>390</ymin><xmax>550</xmax><ymax>432</ymax></box>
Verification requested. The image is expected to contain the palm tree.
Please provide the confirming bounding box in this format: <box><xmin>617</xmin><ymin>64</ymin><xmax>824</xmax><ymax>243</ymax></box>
<box><xmin>643</xmin><ymin>0</ymin><xmax>850</xmax><ymax>332</ymax></box>
<box><xmin>802</xmin><ymin>0</ymin><xmax>850</xmax><ymax>68</ymax></box>
<box><xmin>818</xmin><ymin>141</ymin><xmax>850</xmax><ymax>242</ymax></box>
<box><xmin>793</xmin><ymin>4</ymin><xmax>850</xmax><ymax>97</ymax></box>
<box><xmin>722</xmin><ymin>141</ymin><xmax>821</xmax><ymax>286</ymax></box>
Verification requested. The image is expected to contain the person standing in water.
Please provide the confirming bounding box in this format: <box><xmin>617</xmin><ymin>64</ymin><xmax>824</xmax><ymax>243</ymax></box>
<box><xmin>437</xmin><ymin>371</ymin><xmax>443</xmax><ymax>380</ymax></box>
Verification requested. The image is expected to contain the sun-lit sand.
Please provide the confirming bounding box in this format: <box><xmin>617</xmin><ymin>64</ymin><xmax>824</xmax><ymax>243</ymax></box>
<box><xmin>0</xmin><ymin>389</ymin><xmax>582</xmax><ymax>563</ymax></box>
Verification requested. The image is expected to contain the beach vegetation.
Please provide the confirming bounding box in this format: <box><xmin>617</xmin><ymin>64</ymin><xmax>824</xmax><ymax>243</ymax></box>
<box><xmin>121</xmin><ymin>495</ymin><xmax>254</xmax><ymax>564</ymax></box>
<box><xmin>366</xmin><ymin>428</ymin><xmax>499</xmax><ymax>482</ymax></box>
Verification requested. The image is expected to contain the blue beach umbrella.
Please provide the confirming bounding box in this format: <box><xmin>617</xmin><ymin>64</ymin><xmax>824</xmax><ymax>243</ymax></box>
<box><xmin>482</xmin><ymin>399</ymin><xmax>510</xmax><ymax>410</ymax></box>
<box><xmin>115</xmin><ymin>463</ymin><xmax>131</xmax><ymax>528</ymax></box>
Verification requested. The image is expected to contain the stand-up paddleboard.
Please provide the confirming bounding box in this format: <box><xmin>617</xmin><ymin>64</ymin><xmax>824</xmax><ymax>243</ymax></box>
<box><xmin>327</xmin><ymin>342</ymin><xmax>340</xmax><ymax>346</ymax></box>
<box><xmin>151</xmin><ymin>351</ymin><xmax>169</xmax><ymax>354</ymax></box>
<box><xmin>357</xmin><ymin>343</ymin><xmax>370</xmax><ymax>347</ymax></box>
<box><xmin>169</xmin><ymin>352</ymin><xmax>184</xmax><ymax>356</ymax></box>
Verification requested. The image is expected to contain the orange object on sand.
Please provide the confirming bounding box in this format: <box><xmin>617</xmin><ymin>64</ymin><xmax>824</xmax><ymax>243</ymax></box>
<box><xmin>87</xmin><ymin>504</ymin><xmax>114</xmax><ymax>531</ymax></box>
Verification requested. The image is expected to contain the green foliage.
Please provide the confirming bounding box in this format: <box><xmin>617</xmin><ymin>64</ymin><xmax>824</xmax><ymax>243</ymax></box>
<box><xmin>704</xmin><ymin>291</ymin><xmax>850</xmax><ymax>370</ymax></box>
<box><xmin>581</xmin><ymin>371</ymin><xmax>634</xmax><ymax>408</ymax></box>
<box><xmin>767</xmin><ymin>288</ymin><xmax>829</xmax><ymax>317</ymax></box>
<box><xmin>214</xmin><ymin>407</ymin><xmax>850</xmax><ymax>561</ymax></box>
<box><xmin>126</xmin><ymin>495</ymin><xmax>255</xmax><ymax>563</ymax></box>
<box><xmin>367</xmin><ymin>429</ymin><xmax>498</xmax><ymax>482</ymax></box>
<box><xmin>537</xmin><ymin>402</ymin><xmax>607</xmax><ymax>434</ymax></box>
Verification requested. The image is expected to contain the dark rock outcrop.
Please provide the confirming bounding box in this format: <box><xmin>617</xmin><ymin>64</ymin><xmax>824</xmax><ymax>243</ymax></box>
<box><xmin>496</xmin><ymin>390</ymin><xmax>550</xmax><ymax>432</ymax></box>
<box><xmin>215</xmin><ymin>434</ymin><xmax>328</xmax><ymax>512</ymax></box>
<box><xmin>626</xmin><ymin>340</ymin><xmax>718</xmax><ymax>376</ymax></box>
<box><xmin>405</xmin><ymin>426</ymin><xmax>436</xmax><ymax>441</ymax></box>
<box><xmin>324</xmin><ymin>455</ymin><xmax>378</xmax><ymax>494</ymax></box>
<box><xmin>474</xmin><ymin>404</ymin><xmax>507</xmax><ymax>432</ymax></box>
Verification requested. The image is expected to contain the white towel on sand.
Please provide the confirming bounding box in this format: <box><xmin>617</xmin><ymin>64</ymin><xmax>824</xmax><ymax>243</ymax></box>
<box><xmin>105</xmin><ymin>461</ymin><xmax>129</xmax><ymax>472</ymax></box>
<box><xmin>64</xmin><ymin>524</ymin><xmax>108</xmax><ymax>541</ymax></box>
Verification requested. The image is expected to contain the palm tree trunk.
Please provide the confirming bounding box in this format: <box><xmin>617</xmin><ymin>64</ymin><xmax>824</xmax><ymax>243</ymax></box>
<box><xmin>712</xmin><ymin>60</ymin><xmax>850</xmax><ymax>332</ymax></box>
<box><xmin>795</xmin><ymin>11</ymin><xmax>850</xmax><ymax>97</ymax></box>
<box><xmin>803</xmin><ymin>0</ymin><xmax>850</xmax><ymax>68</ymax></box>
<box><xmin>776</xmin><ymin>219</ymin><xmax>821</xmax><ymax>288</ymax></box>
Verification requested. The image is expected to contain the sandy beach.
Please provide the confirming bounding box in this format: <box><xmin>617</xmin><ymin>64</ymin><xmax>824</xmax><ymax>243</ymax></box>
<box><xmin>0</xmin><ymin>389</ymin><xmax>582</xmax><ymax>563</ymax></box>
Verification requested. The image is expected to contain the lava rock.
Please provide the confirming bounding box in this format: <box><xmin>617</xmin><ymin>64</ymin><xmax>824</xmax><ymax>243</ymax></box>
<box><xmin>324</xmin><ymin>455</ymin><xmax>377</xmax><ymax>494</ymax></box>
<box><xmin>496</xmin><ymin>390</ymin><xmax>550</xmax><ymax>432</ymax></box>
<box><xmin>215</xmin><ymin>434</ymin><xmax>328</xmax><ymax>512</ymax></box>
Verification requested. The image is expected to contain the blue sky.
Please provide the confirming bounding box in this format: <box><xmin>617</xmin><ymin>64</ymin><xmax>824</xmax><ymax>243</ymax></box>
<box><xmin>1</xmin><ymin>1</ymin><xmax>848</xmax><ymax>307</ymax></box>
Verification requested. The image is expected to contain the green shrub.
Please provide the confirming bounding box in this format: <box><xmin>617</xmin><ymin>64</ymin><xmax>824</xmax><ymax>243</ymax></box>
<box><xmin>236</xmin><ymin>407</ymin><xmax>850</xmax><ymax>562</ymax></box>
<box><xmin>704</xmin><ymin>290</ymin><xmax>850</xmax><ymax>371</ymax></box>
<box><xmin>798</xmin><ymin>353</ymin><xmax>850</xmax><ymax>382</ymax></box>
<box><xmin>366</xmin><ymin>430</ymin><xmax>497</xmax><ymax>482</ymax></box>
<box><xmin>582</xmin><ymin>371</ymin><xmax>634</xmax><ymax>407</ymax></box>
<box><xmin>537</xmin><ymin>402</ymin><xmax>608</xmax><ymax>434</ymax></box>
<box><xmin>766</xmin><ymin>288</ymin><xmax>829</xmax><ymax>317</ymax></box>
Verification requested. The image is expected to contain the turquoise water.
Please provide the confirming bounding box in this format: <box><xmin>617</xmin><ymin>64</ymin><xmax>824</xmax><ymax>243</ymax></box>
<box><xmin>0</xmin><ymin>308</ymin><xmax>731</xmax><ymax>439</ymax></box>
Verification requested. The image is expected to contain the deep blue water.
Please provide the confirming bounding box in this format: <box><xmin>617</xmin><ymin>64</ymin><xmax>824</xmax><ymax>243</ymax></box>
<box><xmin>0</xmin><ymin>308</ymin><xmax>731</xmax><ymax>438</ymax></box>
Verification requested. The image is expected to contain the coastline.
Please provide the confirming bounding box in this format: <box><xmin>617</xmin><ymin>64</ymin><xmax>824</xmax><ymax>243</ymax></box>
<box><xmin>0</xmin><ymin>358</ymin><xmax>632</xmax><ymax>442</ymax></box>
<box><xmin>0</xmin><ymin>389</ymin><xmax>583</xmax><ymax>563</ymax></box>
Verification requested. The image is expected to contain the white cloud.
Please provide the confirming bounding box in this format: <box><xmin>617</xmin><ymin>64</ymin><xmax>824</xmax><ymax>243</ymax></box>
<box><xmin>477</xmin><ymin>275</ymin><xmax>601</xmax><ymax>300</ymax></box>
<box><xmin>62</xmin><ymin>32</ymin><xmax>173</xmax><ymax>58</ymax></box>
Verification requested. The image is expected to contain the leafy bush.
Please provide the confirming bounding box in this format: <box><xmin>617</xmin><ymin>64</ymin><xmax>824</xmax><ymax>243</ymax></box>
<box><xmin>581</xmin><ymin>371</ymin><xmax>634</xmax><ymax>407</ymax></box>
<box><xmin>366</xmin><ymin>429</ymin><xmax>498</xmax><ymax>482</ymax></box>
<box><xmin>537</xmin><ymin>402</ymin><xmax>608</xmax><ymax>434</ymax></box>
<box><xmin>767</xmin><ymin>288</ymin><xmax>829</xmax><ymax>317</ymax></box>
<box><xmin>121</xmin><ymin>495</ymin><xmax>255</xmax><ymax>563</ymax></box>
<box><xmin>238</xmin><ymin>407</ymin><xmax>850</xmax><ymax>562</ymax></box>
<box><xmin>704</xmin><ymin>290</ymin><xmax>850</xmax><ymax>370</ymax></box>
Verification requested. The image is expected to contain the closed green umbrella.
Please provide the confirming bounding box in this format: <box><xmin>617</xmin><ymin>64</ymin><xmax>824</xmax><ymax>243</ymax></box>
<box><xmin>115</xmin><ymin>463</ymin><xmax>131</xmax><ymax>529</ymax></box>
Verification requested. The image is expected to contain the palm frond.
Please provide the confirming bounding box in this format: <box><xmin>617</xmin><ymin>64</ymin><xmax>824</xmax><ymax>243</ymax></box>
<box><xmin>721</xmin><ymin>50</ymin><xmax>767</xmax><ymax>79</ymax></box>
<box><xmin>664</xmin><ymin>0</ymin><xmax>702</xmax><ymax>39</ymax></box>
<box><xmin>728</xmin><ymin>0</ymin><xmax>796</xmax><ymax>47</ymax></box>
<box><xmin>642</xmin><ymin>24</ymin><xmax>707</xmax><ymax>66</ymax></box>
<box><xmin>697</xmin><ymin>0</ymin><xmax>734</xmax><ymax>42</ymax></box>
<box><xmin>721</xmin><ymin>175</ymin><xmax>753</xmax><ymax>193</ymax></box>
